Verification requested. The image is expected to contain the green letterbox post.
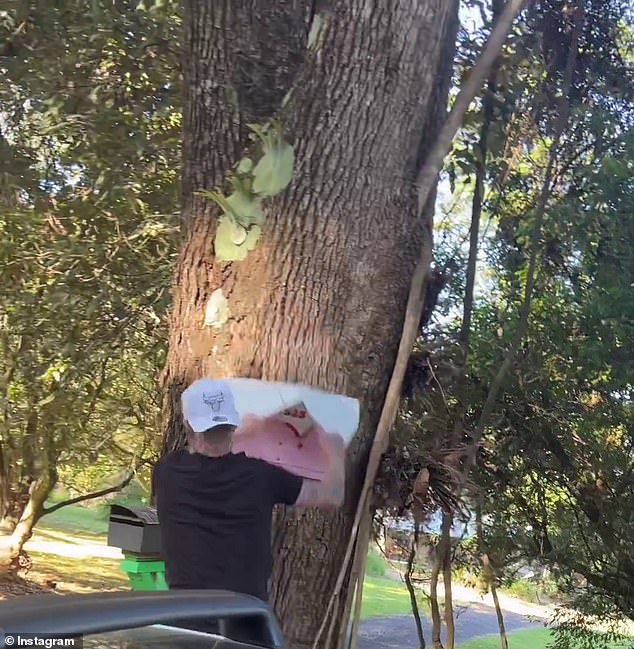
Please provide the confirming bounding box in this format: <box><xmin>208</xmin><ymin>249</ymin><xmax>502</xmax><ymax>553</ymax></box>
<box><xmin>107</xmin><ymin>504</ymin><xmax>168</xmax><ymax>591</ymax></box>
<box><xmin>119</xmin><ymin>554</ymin><xmax>168</xmax><ymax>591</ymax></box>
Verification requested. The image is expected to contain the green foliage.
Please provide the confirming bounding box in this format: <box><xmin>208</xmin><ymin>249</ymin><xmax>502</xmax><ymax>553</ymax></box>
<box><xmin>462</xmin><ymin>2</ymin><xmax>634</xmax><ymax>629</ymax></box>
<box><xmin>468</xmin><ymin>128</ymin><xmax>634</xmax><ymax>620</ymax></box>
<box><xmin>551</xmin><ymin>601</ymin><xmax>632</xmax><ymax>649</ymax></box>
<box><xmin>366</xmin><ymin>547</ymin><xmax>388</xmax><ymax>578</ymax></box>
<box><xmin>501</xmin><ymin>578</ymin><xmax>558</xmax><ymax>605</ymax></box>
<box><xmin>0</xmin><ymin>0</ymin><xmax>180</xmax><ymax>527</ymax></box>
<box><xmin>213</xmin><ymin>217</ymin><xmax>262</xmax><ymax>262</ymax></box>
<box><xmin>250</xmin><ymin>123</ymin><xmax>295</xmax><ymax>197</ymax></box>
<box><xmin>391</xmin><ymin>1</ymin><xmax>634</xmax><ymax>642</ymax></box>
<box><xmin>200</xmin><ymin>121</ymin><xmax>294</xmax><ymax>262</ymax></box>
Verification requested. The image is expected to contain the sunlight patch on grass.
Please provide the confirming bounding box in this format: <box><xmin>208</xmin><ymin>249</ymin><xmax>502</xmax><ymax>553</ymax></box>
<box><xmin>361</xmin><ymin>575</ymin><xmax>426</xmax><ymax>619</ymax></box>
<box><xmin>26</xmin><ymin>504</ymin><xmax>127</xmax><ymax>592</ymax></box>
<box><xmin>28</xmin><ymin>550</ymin><xmax>127</xmax><ymax>593</ymax></box>
<box><xmin>457</xmin><ymin>628</ymin><xmax>552</xmax><ymax>649</ymax></box>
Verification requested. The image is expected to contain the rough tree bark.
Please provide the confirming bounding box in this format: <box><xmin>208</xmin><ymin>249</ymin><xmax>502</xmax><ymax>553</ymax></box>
<box><xmin>0</xmin><ymin>472</ymin><xmax>54</xmax><ymax>568</ymax></box>
<box><xmin>0</xmin><ymin>402</ymin><xmax>56</xmax><ymax>568</ymax></box>
<box><xmin>161</xmin><ymin>2</ymin><xmax>458</xmax><ymax>647</ymax></box>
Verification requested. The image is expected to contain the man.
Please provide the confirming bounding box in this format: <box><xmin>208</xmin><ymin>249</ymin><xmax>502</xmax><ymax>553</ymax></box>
<box><xmin>152</xmin><ymin>378</ymin><xmax>346</xmax><ymax>603</ymax></box>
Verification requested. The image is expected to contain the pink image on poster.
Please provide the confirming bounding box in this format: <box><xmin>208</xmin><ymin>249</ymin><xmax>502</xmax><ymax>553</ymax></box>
<box><xmin>232</xmin><ymin>413</ymin><xmax>330</xmax><ymax>481</ymax></box>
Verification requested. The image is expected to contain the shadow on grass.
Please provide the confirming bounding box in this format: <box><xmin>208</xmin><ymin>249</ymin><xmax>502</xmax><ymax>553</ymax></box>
<box><xmin>28</xmin><ymin>551</ymin><xmax>128</xmax><ymax>593</ymax></box>
<box><xmin>38</xmin><ymin>505</ymin><xmax>109</xmax><ymax>537</ymax></box>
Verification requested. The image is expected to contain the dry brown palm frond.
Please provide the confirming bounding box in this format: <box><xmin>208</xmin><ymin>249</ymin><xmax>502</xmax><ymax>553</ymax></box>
<box><xmin>374</xmin><ymin>442</ymin><xmax>473</xmax><ymax>521</ymax></box>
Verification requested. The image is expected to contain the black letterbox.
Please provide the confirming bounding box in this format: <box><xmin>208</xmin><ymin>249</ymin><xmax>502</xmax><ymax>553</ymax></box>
<box><xmin>107</xmin><ymin>504</ymin><xmax>162</xmax><ymax>555</ymax></box>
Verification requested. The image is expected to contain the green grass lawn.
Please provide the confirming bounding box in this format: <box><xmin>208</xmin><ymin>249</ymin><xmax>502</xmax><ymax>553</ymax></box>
<box><xmin>37</xmin><ymin>503</ymin><xmax>109</xmax><ymax>537</ymax></box>
<box><xmin>28</xmin><ymin>550</ymin><xmax>127</xmax><ymax>592</ymax></box>
<box><xmin>26</xmin><ymin>503</ymin><xmax>129</xmax><ymax>593</ymax></box>
<box><xmin>361</xmin><ymin>575</ymin><xmax>425</xmax><ymax>619</ymax></box>
<box><xmin>457</xmin><ymin>628</ymin><xmax>552</xmax><ymax>649</ymax></box>
<box><xmin>456</xmin><ymin>628</ymin><xmax>630</xmax><ymax>649</ymax></box>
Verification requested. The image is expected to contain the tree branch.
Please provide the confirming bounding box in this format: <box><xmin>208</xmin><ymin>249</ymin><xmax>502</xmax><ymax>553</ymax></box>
<box><xmin>40</xmin><ymin>464</ymin><xmax>141</xmax><ymax>516</ymax></box>
<box><xmin>469</xmin><ymin>0</ymin><xmax>584</xmax><ymax>452</ymax></box>
<box><xmin>0</xmin><ymin>21</ymin><xmax>28</xmax><ymax>58</ymax></box>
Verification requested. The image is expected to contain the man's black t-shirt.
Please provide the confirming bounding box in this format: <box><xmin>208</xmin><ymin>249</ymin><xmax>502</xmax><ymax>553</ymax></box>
<box><xmin>152</xmin><ymin>450</ymin><xmax>302</xmax><ymax>601</ymax></box>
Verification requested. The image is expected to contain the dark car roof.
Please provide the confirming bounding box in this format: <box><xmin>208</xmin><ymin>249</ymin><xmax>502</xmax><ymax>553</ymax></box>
<box><xmin>84</xmin><ymin>625</ymin><xmax>260</xmax><ymax>649</ymax></box>
<box><xmin>0</xmin><ymin>590</ymin><xmax>284</xmax><ymax>649</ymax></box>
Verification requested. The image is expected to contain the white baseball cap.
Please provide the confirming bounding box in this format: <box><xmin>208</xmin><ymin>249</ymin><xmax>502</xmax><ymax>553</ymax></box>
<box><xmin>181</xmin><ymin>378</ymin><xmax>241</xmax><ymax>432</ymax></box>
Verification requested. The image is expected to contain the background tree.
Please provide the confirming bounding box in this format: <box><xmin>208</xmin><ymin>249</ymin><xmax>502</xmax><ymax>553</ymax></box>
<box><xmin>466</xmin><ymin>0</ymin><xmax>634</xmax><ymax>628</ymax></box>
<box><xmin>376</xmin><ymin>0</ymin><xmax>634</xmax><ymax>644</ymax></box>
<box><xmin>0</xmin><ymin>0</ymin><xmax>180</xmax><ymax>566</ymax></box>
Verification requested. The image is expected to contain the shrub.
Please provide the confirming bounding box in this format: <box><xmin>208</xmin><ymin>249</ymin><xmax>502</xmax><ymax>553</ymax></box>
<box><xmin>366</xmin><ymin>548</ymin><xmax>388</xmax><ymax>577</ymax></box>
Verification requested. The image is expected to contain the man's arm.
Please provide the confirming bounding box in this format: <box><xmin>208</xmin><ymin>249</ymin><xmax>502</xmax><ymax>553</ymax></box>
<box><xmin>295</xmin><ymin>432</ymin><xmax>346</xmax><ymax>508</ymax></box>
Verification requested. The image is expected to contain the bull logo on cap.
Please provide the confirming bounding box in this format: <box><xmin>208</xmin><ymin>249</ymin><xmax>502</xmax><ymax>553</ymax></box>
<box><xmin>202</xmin><ymin>391</ymin><xmax>224</xmax><ymax>411</ymax></box>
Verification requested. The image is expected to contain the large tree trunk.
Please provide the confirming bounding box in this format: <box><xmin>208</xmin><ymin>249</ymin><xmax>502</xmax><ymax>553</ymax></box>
<box><xmin>162</xmin><ymin>2</ymin><xmax>458</xmax><ymax>647</ymax></box>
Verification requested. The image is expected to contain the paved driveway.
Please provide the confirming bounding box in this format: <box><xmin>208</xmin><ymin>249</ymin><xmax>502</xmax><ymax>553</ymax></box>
<box><xmin>358</xmin><ymin>601</ymin><xmax>547</xmax><ymax>648</ymax></box>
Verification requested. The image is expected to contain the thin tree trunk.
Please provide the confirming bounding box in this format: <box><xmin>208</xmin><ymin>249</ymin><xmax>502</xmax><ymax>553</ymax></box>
<box><xmin>0</xmin><ymin>477</ymin><xmax>32</xmax><ymax>538</ymax></box>
<box><xmin>476</xmin><ymin>503</ymin><xmax>508</xmax><ymax>649</ymax></box>
<box><xmin>162</xmin><ymin>3</ymin><xmax>458</xmax><ymax>648</ymax></box>
<box><xmin>0</xmin><ymin>473</ymin><xmax>53</xmax><ymax>569</ymax></box>
<box><xmin>0</xmin><ymin>331</ymin><xmax>24</xmax><ymax>522</ymax></box>
<box><xmin>443</xmin><ymin>0</ymin><xmax>502</xmax><ymax>501</ymax></box>
<box><xmin>430</xmin><ymin>548</ymin><xmax>444</xmax><ymax>649</ymax></box>
<box><xmin>0</xmin><ymin>395</ymin><xmax>57</xmax><ymax>570</ymax></box>
<box><xmin>441</xmin><ymin>513</ymin><xmax>455</xmax><ymax>649</ymax></box>
<box><xmin>468</xmin><ymin>0</ymin><xmax>584</xmax><ymax>453</ymax></box>
<box><xmin>459</xmin><ymin>0</ymin><xmax>503</xmax><ymax>351</ymax></box>
<box><xmin>487</xmin><ymin>562</ymin><xmax>508</xmax><ymax>649</ymax></box>
<box><xmin>404</xmin><ymin>523</ymin><xmax>426</xmax><ymax>649</ymax></box>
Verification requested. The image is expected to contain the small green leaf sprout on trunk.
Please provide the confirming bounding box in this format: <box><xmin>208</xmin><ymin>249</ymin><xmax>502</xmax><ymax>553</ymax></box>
<box><xmin>198</xmin><ymin>121</ymin><xmax>295</xmax><ymax>262</ymax></box>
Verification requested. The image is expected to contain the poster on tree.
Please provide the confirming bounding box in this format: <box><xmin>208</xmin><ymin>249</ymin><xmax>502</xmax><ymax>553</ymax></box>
<box><xmin>224</xmin><ymin>378</ymin><xmax>359</xmax><ymax>480</ymax></box>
